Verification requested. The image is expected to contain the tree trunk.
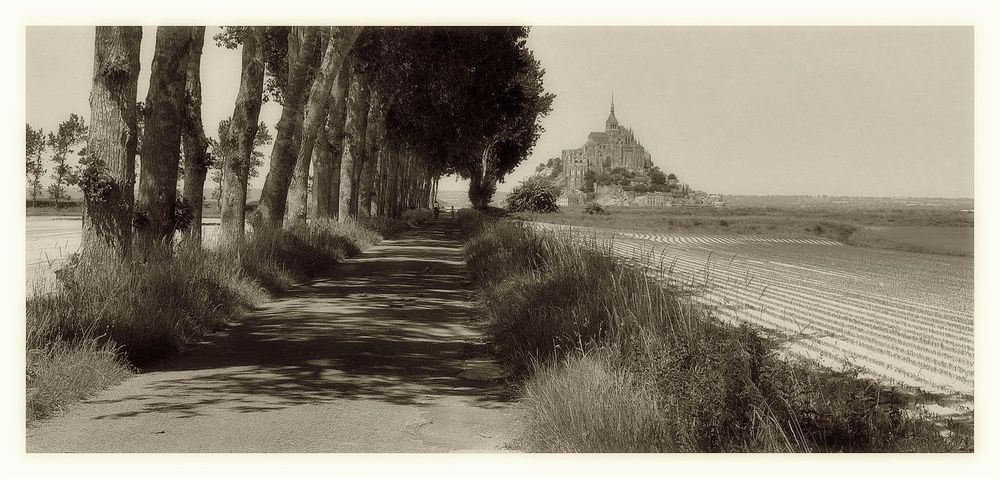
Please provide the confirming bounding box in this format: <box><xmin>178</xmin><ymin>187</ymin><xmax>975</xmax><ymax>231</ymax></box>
<box><xmin>180</xmin><ymin>27</ymin><xmax>209</xmax><ymax>247</ymax></box>
<box><xmin>220</xmin><ymin>26</ymin><xmax>265</xmax><ymax>246</ymax></box>
<box><xmin>338</xmin><ymin>63</ymin><xmax>370</xmax><ymax>222</ymax></box>
<box><xmin>383</xmin><ymin>147</ymin><xmax>398</xmax><ymax>217</ymax></box>
<box><xmin>254</xmin><ymin>27</ymin><xmax>320</xmax><ymax>231</ymax></box>
<box><xmin>253</xmin><ymin>27</ymin><xmax>317</xmax><ymax>230</ymax></box>
<box><xmin>315</xmin><ymin>63</ymin><xmax>350</xmax><ymax>220</ymax></box>
<box><xmin>374</xmin><ymin>144</ymin><xmax>388</xmax><ymax>217</ymax></box>
<box><xmin>136</xmin><ymin>27</ymin><xmax>193</xmax><ymax>256</ymax></box>
<box><xmin>358</xmin><ymin>92</ymin><xmax>386</xmax><ymax>218</ymax></box>
<box><xmin>82</xmin><ymin>26</ymin><xmax>142</xmax><ymax>255</ymax></box>
<box><xmin>284</xmin><ymin>26</ymin><xmax>363</xmax><ymax>229</ymax></box>
<box><xmin>469</xmin><ymin>173</ymin><xmax>498</xmax><ymax>210</ymax></box>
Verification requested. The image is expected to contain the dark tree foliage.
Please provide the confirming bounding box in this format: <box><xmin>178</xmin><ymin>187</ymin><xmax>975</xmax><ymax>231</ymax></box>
<box><xmin>215</xmin><ymin>26</ymin><xmax>295</xmax><ymax>104</ymax></box>
<box><xmin>581</xmin><ymin>169</ymin><xmax>596</xmax><ymax>193</ymax></box>
<box><xmin>650</xmin><ymin>166</ymin><xmax>667</xmax><ymax>185</ymax></box>
<box><xmin>355</xmin><ymin>27</ymin><xmax>553</xmax><ymax>190</ymax></box>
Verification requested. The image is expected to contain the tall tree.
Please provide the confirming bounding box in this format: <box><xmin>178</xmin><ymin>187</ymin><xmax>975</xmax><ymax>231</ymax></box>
<box><xmin>135</xmin><ymin>26</ymin><xmax>193</xmax><ymax>255</ymax></box>
<box><xmin>358</xmin><ymin>92</ymin><xmax>385</xmax><ymax>217</ymax></box>
<box><xmin>179</xmin><ymin>27</ymin><xmax>211</xmax><ymax>246</ymax></box>
<box><xmin>313</xmin><ymin>63</ymin><xmax>350</xmax><ymax>220</ymax></box>
<box><xmin>218</xmin><ymin>27</ymin><xmax>266</xmax><ymax>245</ymax></box>
<box><xmin>26</xmin><ymin>125</ymin><xmax>47</xmax><ymax>207</ymax></box>
<box><xmin>80</xmin><ymin>26</ymin><xmax>142</xmax><ymax>252</ymax></box>
<box><xmin>285</xmin><ymin>26</ymin><xmax>364</xmax><ymax>229</ymax></box>
<box><xmin>338</xmin><ymin>60</ymin><xmax>370</xmax><ymax>221</ymax></box>
<box><xmin>253</xmin><ymin>27</ymin><xmax>320</xmax><ymax>230</ymax></box>
<box><xmin>46</xmin><ymin>114</ymin><xmax>88</xmax><ymax>208</ymax></box>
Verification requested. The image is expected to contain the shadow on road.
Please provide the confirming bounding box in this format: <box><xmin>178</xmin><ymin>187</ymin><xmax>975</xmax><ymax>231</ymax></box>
<box><xmin>85</xmin><ymin>220</ymin><xmax>512</xmax><ymax>420</ymax></box>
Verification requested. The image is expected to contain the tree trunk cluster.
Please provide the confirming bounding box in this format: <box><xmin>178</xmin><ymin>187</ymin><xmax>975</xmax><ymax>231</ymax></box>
<box><xmin>84</xmin><ymin>25</ymin><xmax>444</xmax><ymax>256</ymax></box>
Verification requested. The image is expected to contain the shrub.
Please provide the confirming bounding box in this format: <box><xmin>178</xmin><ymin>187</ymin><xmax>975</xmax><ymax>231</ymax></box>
<box><xmin>584</xmin><ymin>203</ymin><xmax>608</xmax><ymax>215</ymax></box>
<box><xmin>506</xmin><ymin>175</ymin><xmax>560</xmax><ymax>213</ymax></box>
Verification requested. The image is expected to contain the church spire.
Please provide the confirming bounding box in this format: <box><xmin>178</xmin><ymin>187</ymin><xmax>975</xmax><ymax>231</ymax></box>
<box><xmin>606</xmin><ymin>91</ymin><xmax>619</xmax><ymax>130</ymax></box>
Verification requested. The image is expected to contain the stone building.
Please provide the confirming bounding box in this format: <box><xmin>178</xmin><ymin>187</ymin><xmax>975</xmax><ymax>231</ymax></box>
<box><xmin>561</xmin><ymin>98</ymin><xmax>653</xmax><ymax>189</ymax></box>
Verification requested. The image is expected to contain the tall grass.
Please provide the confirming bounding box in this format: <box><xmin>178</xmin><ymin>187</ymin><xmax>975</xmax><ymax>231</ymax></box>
<box><xmin>463</xmin><ymin>218</ymin><xmax>972</xmax><ymax>452</ymax></box>
<box><xmin>26</xmin><ymin>218</ymin><xmax>390</xmax><ymax>423</ymax></box>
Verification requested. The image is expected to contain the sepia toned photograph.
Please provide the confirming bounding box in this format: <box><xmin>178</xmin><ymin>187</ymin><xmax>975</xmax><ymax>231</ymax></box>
<box><xmin>11</xmin><ymin>1</ymin><xmax>995</xmax><ymax>469</ymax></box>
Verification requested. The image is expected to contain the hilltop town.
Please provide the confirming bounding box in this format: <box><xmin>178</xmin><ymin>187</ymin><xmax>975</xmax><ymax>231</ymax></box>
<box><xmin>536</xmin><ymin>99</ymin><xmax>722</xmax><ymax>207</ymax></box>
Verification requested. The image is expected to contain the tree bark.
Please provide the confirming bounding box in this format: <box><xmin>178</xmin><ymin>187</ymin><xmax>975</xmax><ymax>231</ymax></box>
<box><xmin>253</xmin><ymin>27</ymin><xmax>320</xmax><ymax>230</ymax></box>
<box><xmin>82</xmin><ymin>26</ymin><xmax>142</xmax><ymax>255</ymax></box>
<box><xmin>284</xmin><ymin>26</ymin><xmax>363</xmax><ymax>229</ymax></box>
<box><xmin>338</xmin><ymin>62</ymin><xmax>370</xmax><ymax>222</ymax></box>
<box><xmin>358</xmin><ymin>92</ymin><xmax>383</xmax><ymax>217</ymax></box>
<box><xmin>315</xmin><ymin>63</ymin><xmax>350</xmax><ymax>220</ymax></box>
<box><xmin>136</xmin><ymin>26</ymin><xmax>193</xmax><ymax>256</ymax></box>
<box><xmin>220</xmin><ymin>27</ymin><xmax>265</xmax><ymax>246</ymax></box>
<box><xmin>180</xmin><ymin>27</ymin><xmax>209</xmax><ymax>246</ymax></box>
<box><xmin>374</xmin><ymin>143</ymin><xmax>389</xmax><ymax>217</ymax></box>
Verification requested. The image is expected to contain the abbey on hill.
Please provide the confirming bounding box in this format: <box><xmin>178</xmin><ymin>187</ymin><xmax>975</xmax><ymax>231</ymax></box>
<box><xmin>534</xmin><ymin>98</ymin><xmax>722</xmax><ymax>207</ymax></box>
<box><xmin>560</xmin><ymin>98</ymin><xmax>653</xmax><ymax>190</ymax></box>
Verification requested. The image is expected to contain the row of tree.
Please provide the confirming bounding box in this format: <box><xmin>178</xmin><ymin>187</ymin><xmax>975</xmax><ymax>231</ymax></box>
<box><xmin>25</xmin><ymin>115</ymin><xmax>88</xmax><ymax>207</ymax></box>
<box><xmin>74</xmin><ymin>26</ymin><xmax>552</xmax><ymax>257</ymax></box>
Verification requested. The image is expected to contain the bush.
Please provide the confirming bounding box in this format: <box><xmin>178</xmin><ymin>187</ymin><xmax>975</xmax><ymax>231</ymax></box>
<box><xmin>584</xmin><ymin>203</ymin><xmax>608</xmax><ymax>215</ymax></box>
<box><xmin>506</xmin><ymin>175</ymin><xmax>560</xmax><ymax>213</ymax></box>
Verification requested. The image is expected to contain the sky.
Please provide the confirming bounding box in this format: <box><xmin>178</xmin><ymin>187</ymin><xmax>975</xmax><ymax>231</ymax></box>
<box><xmin>26</xmin><ymin>26</ymin><xmax>973</xmax><ymax>197</ymax></box>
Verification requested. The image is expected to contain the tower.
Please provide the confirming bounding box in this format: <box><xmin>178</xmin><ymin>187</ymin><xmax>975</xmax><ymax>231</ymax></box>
<box><xmin>605</xmin><ymin>92</ymin><xmax>619</xmax><ymax>131</ymax></box>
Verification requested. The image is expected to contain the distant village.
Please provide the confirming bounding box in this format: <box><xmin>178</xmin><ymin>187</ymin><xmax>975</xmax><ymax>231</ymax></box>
<box><xmin>537</xmin><ymin>99</ymin><xmax>723</xmax><ymax>207</ymax></box>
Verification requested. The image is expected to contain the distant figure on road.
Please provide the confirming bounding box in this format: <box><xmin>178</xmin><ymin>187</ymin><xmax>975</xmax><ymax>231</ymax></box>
<box><xmin>433</xmin><ymin>202</ymin><xmax>441</xmax><ymax>219</ymax></box>
<box><xmin>450</xmin><ymin>206</ymin><xmax>455</xmax><ymax>219</ymax></box>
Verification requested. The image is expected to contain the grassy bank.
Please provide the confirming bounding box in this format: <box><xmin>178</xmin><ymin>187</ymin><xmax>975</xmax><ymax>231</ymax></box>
<box><xmin>26</xmin><ymin>211</ymin><xmax>430</xmax><ymax>423</ymax></box>
<box><xmin>462</xmin><ymin>217</ymin><xmax>972</xmax><ymax>452</ymax></box>
<box><xmin>515</xmin><ymin>205</ymin><xmax>973</xmax><ymax>256</ymax></box>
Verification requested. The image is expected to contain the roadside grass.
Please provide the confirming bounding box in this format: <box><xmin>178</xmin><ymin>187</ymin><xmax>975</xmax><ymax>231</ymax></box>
<box><xmin>25</xmin><ymin>214</ymin><xmax>418</xmax><ymax>424</ymax></box>
<box><xmin>26</xmin><ymin>338</ymin><xmax>133</xmax><ymax>423</ymax></box>
<box><xmin>514</xmin><ymin>205</ymin><xmax>972</xmax><ymax>256</ymax></box>
<box><xmin>462</xmin><ymin>217</ymin><xmax>972</xmax><ymax>452</ymax></box>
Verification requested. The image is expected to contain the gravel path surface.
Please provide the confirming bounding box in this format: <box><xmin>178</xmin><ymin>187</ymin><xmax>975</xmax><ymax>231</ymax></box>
<box><xmin>27</xmin><ymin>220</ymin><xmax>521</xmax><ymax>453</ymax></box>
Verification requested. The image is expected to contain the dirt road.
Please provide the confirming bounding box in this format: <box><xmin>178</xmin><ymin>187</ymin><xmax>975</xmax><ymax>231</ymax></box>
<box><xmin>27</xmin><ymin>220</ymin><xmax>520</xmax><ymax>453</ymax></box>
